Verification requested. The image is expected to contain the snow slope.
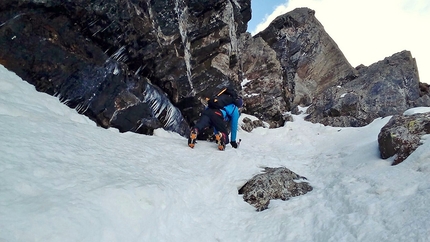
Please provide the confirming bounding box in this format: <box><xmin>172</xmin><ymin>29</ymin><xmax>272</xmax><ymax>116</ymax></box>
<box><xmin>1</xmin><ymin>64</ymin><xmax>429</xmax><ymax>241</ymax></box>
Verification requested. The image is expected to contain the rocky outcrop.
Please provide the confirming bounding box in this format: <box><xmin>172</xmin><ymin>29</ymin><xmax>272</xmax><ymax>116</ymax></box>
<box><xmin>238</xmin><ymin>8</ymin><xmax>358</xmax><ymax>128</ymax></box>
<box><xmin>305</xmin><ymin>51</ymin><xmax>429</xmax><ymax>127</ymax></box>
<box><xmin>238</xmin><ymin>167</ymin><xmax>312</xmax><ymax>211</ymax></box>
<box><xmin>236</xmin><ymin>33</ymin><xmax>287</xmax><ymax>127</ymax></box>
<box><xmin>378</xmin><ymin>112</ymin><xmax>430</xmax><ymax>165</ymax></box>
<box><xmin>240</xmin><ymin>116</ymin><xmax>266</xmax><ymax>132</ymax></box>
<box><xmin>240</xmin><ymin>8</ymin><xmax>430</xmax><ymax>128</ymax></box>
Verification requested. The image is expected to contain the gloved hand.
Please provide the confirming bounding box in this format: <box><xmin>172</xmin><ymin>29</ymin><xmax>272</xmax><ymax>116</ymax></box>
<box><xmin>231</xmin><ymin>141</ymin><xmax>238</xmax><ymax>148</ymax></box>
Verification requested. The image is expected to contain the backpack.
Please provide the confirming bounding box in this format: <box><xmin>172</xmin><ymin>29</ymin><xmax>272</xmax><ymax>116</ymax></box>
<box><xmin>207</xmin><ymin>87</ymin><xmax>241</xmax><ymax>110</ymax></box>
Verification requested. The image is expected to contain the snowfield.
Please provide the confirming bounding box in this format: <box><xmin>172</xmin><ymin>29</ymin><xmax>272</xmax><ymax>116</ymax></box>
<box><xmin>1</xmin><ymin>64</ymin><xmax>430</xmax><ymax>242</ymax></box>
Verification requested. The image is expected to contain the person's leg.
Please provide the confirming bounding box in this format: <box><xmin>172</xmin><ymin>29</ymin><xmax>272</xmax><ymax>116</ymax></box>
<box><xmin>205</xmin><ymin>109</ymin><xmax>229</xmax><ymax>150</ymax></box>
<box><xmin>194</xmin><ymin>110</ymin><xmax>212</xmax><ymax>132</ymax></box>
<box><xmin>188</xmin><ymin>110</ymin><xmax>212</xmax><ymax>148</ymax></box>
<box><xmin>206</xmin><ymin>109</ymin><xmax>229</xmax><ymax>135</ymax></box>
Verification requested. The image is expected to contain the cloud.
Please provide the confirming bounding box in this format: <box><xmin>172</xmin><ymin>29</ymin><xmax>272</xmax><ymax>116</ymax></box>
<box><xmin>251</xmin><ymin>3</ymin><xmax>290</xmax><ymax>36</ymax></box>
<box><xmin>250</xmin><ymin>0</ymin><xmax>430</xmax><ymax>84</ymax></box>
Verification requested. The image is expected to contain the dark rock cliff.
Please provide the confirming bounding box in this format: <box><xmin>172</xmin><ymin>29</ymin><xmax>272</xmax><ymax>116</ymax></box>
<box><xmin>0</xmin><ymin>2</ymin><xmax>428</xmax><ymax>135</ymax></box>
<box><xmin>0</xmin><ymin>0</ymin><xmax>251</xmax><ymax>135</ymax></box>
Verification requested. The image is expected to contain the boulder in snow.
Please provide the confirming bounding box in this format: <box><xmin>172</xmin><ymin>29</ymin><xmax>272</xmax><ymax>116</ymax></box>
<box><xmin>238</xmin><ymin>167</ymin><xmax>312</xmax><ymax>211</ymax></box>
<box><xmin>378</xmin><ymin>112</ymin><xmax>430</xmax><ymax>165</ymax></box>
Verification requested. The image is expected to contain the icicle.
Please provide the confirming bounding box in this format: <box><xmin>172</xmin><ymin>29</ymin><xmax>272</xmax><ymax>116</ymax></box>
<box><xmin>0</xmin><ymin>13</ymin><xmax>26</xmax><ymax>28</ymax></box>
<box><xmin>135</xmin><ymin>65</ymin><xmax>143</xmax><ymax>76</ymax></box>
<box><xmin>226</xmin><ymin>0</ymin><xmax>239</xmax><ymax>56</ymax></box>
<box><xmin>142</xmin><ymin>83</ymin><xmax>186</xmax><ymax>131</ymax></box>
<box><xmin>111</xmin><ymin>46</ymin><xmax>128</xmax><ymax>62</ymax></box>
<box><xmin>75</xmin><ymin>102</ymin><xmax>90</xmax><ymax>114</ymax></box>
<box><xmin>175</xmin><ymin>0</ymin><xmax>195</xmax><ymax>96</ymax></box>
<box><xmin>146</xmin><ymin>1</ymin><xmax>164</xmax><ymax>48</ymax></box>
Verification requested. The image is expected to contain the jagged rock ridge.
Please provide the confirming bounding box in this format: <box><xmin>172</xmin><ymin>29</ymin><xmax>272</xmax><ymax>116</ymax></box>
<box><xmin>238</xmin><ymin>8</ymin><xmax>358</xmax><ymax>127</ymax></box>
<box><xmin>305</xmin><ymin>50</ymin><xmax>424</xmax><ymax>127</ymax></box>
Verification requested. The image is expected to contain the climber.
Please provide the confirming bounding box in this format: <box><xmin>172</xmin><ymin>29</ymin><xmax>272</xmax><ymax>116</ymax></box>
<box><xmin>188</xmin><ymin>87</ymin><xmax>243</xmax><ymax>150</ymax></box>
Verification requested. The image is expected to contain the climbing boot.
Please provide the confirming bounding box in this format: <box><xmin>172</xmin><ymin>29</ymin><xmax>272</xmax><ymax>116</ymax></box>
<box><xmin>215</xmin><ymin>132</ymin><xmax>226</xmax><ymax>151</ymax></box>
<box><xmin>188</xmin><ymin>128</ymin><xmax>198</xmax><ymax>148</ymax></box>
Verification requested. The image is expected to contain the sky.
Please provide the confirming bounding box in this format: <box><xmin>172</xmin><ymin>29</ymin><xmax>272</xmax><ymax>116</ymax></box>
<box><xmin>1</xmin><ymin>63</ymin><xmax>430</xmax><ymax>241</ymax></box>
<box><xmin>248</xmin><ymin>0</ymin><xmax>430</xmax><ymax>84</ymax></box>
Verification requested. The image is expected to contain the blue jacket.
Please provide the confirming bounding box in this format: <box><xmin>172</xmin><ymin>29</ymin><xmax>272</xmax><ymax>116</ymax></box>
<box><xmin>220</xmin><ymin>104</ymin><xmax>240</xmax><ymax>142</ymax></box>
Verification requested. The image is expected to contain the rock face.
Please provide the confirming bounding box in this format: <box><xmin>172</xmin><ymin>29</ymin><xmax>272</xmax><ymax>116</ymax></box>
<box><xmin>306</xmin><ymin>51</ymin><xmax>428</xmax><ymax>127</ymax></box>
<box><xmin>239</xmin><ymin>8</ymin><xmax>357</xmax><ymax>128</ymax></box>
<box><xmin>0</xmin><ymin>0</ymin><xmax>251</xmax><ymax>135</ymax></box>
<box><xmin>238</xmin><ymin>167</ymin><xmax>313</xmax><ymax>211</ymax></box>
<box><xmin>378</xmin><ymin>112</ymin><xmax>430</xmax><ymax>165</ymax></box>
<box><xmin>0</xmin><ymin>2</ymin><xmax>429</xmax><ymax>135</ymax></box>
<box><xmin>0</xmin><ymin>6</ymin><xmax>189</xmax><ymax>135</ymax></box>
<box><xmin>236</xmin><ymin>33</ymin><xmax>287</xmax><ymax>127</ymax></box>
